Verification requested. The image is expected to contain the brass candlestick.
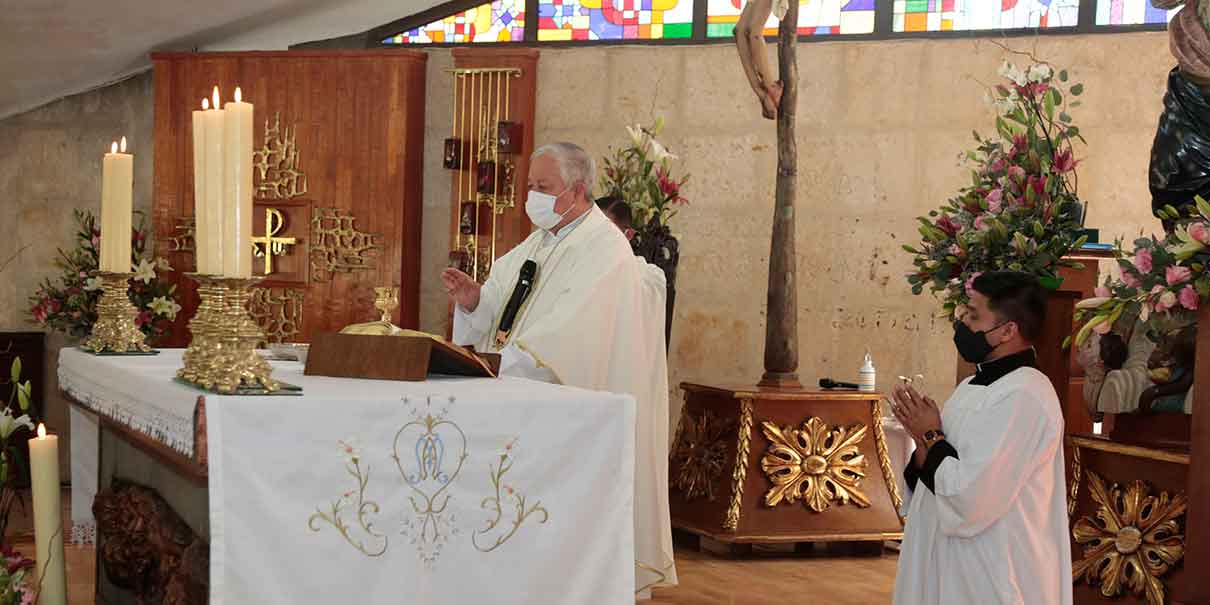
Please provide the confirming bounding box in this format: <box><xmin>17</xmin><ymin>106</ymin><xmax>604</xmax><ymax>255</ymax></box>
<box><xmin>177</xmin><ymin>275</ymin><xmax>278</xmax><ymax>393</ymax></box>
<box><xmin>83</xmin><ymin>272</ymin><xmax>152</xmax><ymax>354</ymax></box>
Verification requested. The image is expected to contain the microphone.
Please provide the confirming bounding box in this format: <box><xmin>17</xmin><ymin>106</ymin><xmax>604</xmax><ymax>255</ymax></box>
<box><xmin>495</xmin><ymin>260</ymin><xmax>537</xmax><ymax>348</ymax></box>
<box><xmin>819</xmin><ymin>378</ymin><xmax>860</xmax><ymax>390</ymax></box>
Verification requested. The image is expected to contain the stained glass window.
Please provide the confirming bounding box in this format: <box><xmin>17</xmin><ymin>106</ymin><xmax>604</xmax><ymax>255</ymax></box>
<box><xmin>705</xmin><ymin>0</ymin><xmax>877</xmax><ymax>37</ymax></box>
<box><xmin>892</xmin><ymin>0</ymin><xmax>1081</xmax><ymax>32</ymax></box>
<box><xmin>1095</xmin><ymin>0</ymin><xmax>1178</xmax><ymax>25</ymax></box>
<box><xmin>382</xmin><ymin>0</ymin><xmax>526</xmax><ymax>44</ymax></box>
<box><xmin>536</xmin><ymin>0</ymin><xmax>695</xmax><ymax>41</ymax></box>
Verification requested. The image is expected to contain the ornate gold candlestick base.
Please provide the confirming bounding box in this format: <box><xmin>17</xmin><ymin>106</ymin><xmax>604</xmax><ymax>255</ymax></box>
<box><xmin>83</xmin><ymin>272</ymin><xmax>152</xmax><ymax>354</ymax></box>
<box><xmin>178</xmin><ymin>276</ymin><xmax>279</xmax><ymax>394</ymax></box>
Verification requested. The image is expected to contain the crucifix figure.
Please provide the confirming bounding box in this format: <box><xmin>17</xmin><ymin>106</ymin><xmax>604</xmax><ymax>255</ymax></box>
<box><xmin>251</xmin><ymin>208</ymin><xmax>298</xmax><ymax>276</ymax></box>
<box><xmin>735</xmin><ymin>0</ymin><xmax>788</xmax><ymax>120</ymax></box>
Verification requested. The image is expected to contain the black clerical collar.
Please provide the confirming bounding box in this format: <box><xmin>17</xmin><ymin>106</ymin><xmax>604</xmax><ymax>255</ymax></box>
<box><xmin>971</xmin><ymin>348</ymin><xmax>1037</xmax><ymax>386</ymax></box>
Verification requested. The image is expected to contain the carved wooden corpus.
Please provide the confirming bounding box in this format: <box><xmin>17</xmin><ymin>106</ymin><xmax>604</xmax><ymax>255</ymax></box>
<box><xmin>93</xmin><ymin>479</ymin><xmax>208</xmax><ymax>604</ymax></box>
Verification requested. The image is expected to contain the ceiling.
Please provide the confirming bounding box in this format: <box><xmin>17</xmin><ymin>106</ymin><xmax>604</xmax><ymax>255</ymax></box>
<box><xmin>0</xmin><ymin>0</ymin><xmax>435</xmax><ymax>120</ymax></box>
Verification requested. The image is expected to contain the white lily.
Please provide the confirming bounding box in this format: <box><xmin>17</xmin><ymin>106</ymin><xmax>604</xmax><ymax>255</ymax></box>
<box><xmin>625</xmin><ymin>124</ymin><xmax>646</xmax><ymax>149</ymax></box>
<box><xmin>1027</xmin><ymin>63</ymin><xmax>1053</xmax><ymax>83</ymax></box>
<box><xmin>998</xmin><ymin>60</ymin><xmax>1027</xmax><ymax>86</ymax></box>
<box><xmin>83</xmin><ymin>276</ymin><xmax>104</xmax><ymax>291</ymax></box>
<box><xmin>133</xmin><ymin>258</ymin><xmax>157</xmax><ymax>284</ymax></box>
<box><xmin>0</xmin><ymin>410</ymin><xmax>34</xmax><ymax>440</ymax></box>
<box><xmin>148</xmin><ymin>296</ymin><xmax>181</xmax><ymax>320</ymax></box>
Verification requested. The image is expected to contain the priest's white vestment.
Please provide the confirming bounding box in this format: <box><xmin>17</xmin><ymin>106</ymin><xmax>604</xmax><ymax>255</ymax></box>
<box><xmin>892</xmin><ymin>364</ymin><xmax>1072</xmax><ymax>605</ymax></box>
<box><xmin>453</xmin><ymin>205</ymin><xmax>677</xmax><ymax>592</ymax></box>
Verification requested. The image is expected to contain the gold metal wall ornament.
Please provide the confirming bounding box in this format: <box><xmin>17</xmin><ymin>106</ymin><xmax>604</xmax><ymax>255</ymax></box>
<box><xmin>759</xmin><ymin>417</ymin><xmax>871</xmax><ymax>513</ymax></box>
<box><xmin>248</xmin><ymin>287</ymin><xmax>305</xmax><ymax>344</ymax></box>
<box><xmin>723</xmin><ymin>398</ymin><xmax>754</xmax><ymax>531</ymax></box>
<box><xmin>253</xmin><ymin>112</ymin><xmax>308</xmax><ymax>199</ymax></box>
<box><xmin>871</xmin><ymin>400</ymin><xmax>904</xmax><ymax>524</ymax></box>
<box><xmin>83</xmin><ymin>272</ymin><xmax>153</xmax><ymax>354</ymax></box>
<box><xmin>310</xmin><ymin>208</ymin><xmax>382</xmax><ymax>280</ymax></box>
<box><xmin>251</xmin><ymin>208</ymin><xmax>298</xmax><ymax>276</ymax></box>
<box><xmin>169</xmin><ymin>217</ymin><xmax>196</xmax><ymax>252</ymax></box>
<box><xmin>670</xmin><ymin>409</ymin><xmax>734</xmax><ymax>502</ymax></box>
<box><xmin>1072</xmin><ymin>471</ymin><xmax>1186</xmax><ymax>605</ymax></box>
<box><xmin>1068</xmin><ymin>443</ymin><xmax>1082</xmax><ymax>519</ymax></box>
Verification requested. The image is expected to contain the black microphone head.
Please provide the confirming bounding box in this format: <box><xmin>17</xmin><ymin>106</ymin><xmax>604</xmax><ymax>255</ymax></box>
<box><xmin>819</xmin><ymin>378</ymin><xmax>837</xmax><ymax>389</ymax></box>
<box><xmin>520</xmin><ymin>260</ymin><xmax>537</xmax><ymax>279</ymax></box>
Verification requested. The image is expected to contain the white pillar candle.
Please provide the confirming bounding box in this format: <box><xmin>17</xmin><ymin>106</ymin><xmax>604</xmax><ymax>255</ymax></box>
<box><xmin>192</xmin><ymin>98</ymin><xmax>212</xmax><ymax>274</ymax></box>
<box><xmin>203</xmin><ymin>87</ymin><xmax>226</xmax><ymax>275</ymax></box>
<box><xmin>29</xmin><ymin>424</ymin><xmax>67</xmax><ymax>605</ymax></box>
<box><xmin>99</xmin><ymin>138</ymin><xmax>133</xmax><ymax>273</ymax></box>
<box><xmin>223</xmin><ymin>86</ymin><xmax>254</xmax><ymax>279</ymax></box>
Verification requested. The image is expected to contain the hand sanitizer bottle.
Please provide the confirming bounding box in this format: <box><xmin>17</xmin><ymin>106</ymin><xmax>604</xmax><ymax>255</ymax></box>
<box><xmin>859</xmin><ymin>351</ymin><xmax>876</xmax><ymax>392</ymax></box>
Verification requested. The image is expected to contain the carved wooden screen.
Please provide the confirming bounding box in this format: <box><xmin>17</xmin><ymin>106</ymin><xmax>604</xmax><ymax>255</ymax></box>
<box><xmin>151</xmin><ymin>50</ymin><xmax>427</xmax><ymax>346</ymax></box>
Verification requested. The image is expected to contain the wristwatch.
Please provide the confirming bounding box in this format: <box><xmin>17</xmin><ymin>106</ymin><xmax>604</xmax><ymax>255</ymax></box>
<box><xmin>922</xmin><ymin>429</ymin><xmax>947</xmax><ymax>449</ymax></box>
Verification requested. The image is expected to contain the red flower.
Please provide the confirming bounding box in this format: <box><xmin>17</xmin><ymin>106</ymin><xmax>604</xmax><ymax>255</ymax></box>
<box><xmin>135</xmin><ymin>310</ymin><xmax>152</xmax><ymax>327</ymax></box>
<box><xmin>1053</xmin><ymin>149</ymin><xmax>1078</xmax><ymax>173</ymax></box>
<box><xmin>1012</xmin><ymin>134</ymin><xmax>1028</xmax><ymax>154</ymax></box>
<box><xmin>934</xmin><ymin>215</ymin><xmax>961</xmax><ymax>236</ymax></box>
<box><xmin>657</xmin><ymin>168</ymin><xmax>688</xmax><ymax>206</ymax></box>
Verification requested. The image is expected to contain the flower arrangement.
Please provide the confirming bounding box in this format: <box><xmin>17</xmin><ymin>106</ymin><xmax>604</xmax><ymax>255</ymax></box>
<box><xmin>28</xmin><ymin>209</ymin><xmax>180</xmax><ymax>342</ymax></box>
<box><xmin>599</xmin><ymin>118</ymin><xmax>690</xmax><ymax>229</ymax></box>
<box><xmin>0</xmin><ymin>544</ymin><xmax>36</xmax><ymax>605</ymax></box>
<box><xmin>905</xmin><ymin>59</ymin><xmax>1088</xmax><ymax>316</ymax></box>
<box><xmin>0</xmin><ymin>359</ymin><xmax>34</xmax><ymax>544</ymax></box>
<box><xmin>1072</xmin><ymin>196</ymin><xmax>1210</xmax><ymax>347</ymax></box>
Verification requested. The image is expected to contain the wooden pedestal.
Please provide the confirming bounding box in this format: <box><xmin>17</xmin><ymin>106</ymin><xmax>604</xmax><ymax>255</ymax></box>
<box><xmin>670</xmin><ymin>384</ymin><xmax>904</xmax><ymax>544</ymax></box>
<box><xmin>1067</xmin><ymin>435</ymin><xmax>1191</xmax><ymax>605</ymax></box>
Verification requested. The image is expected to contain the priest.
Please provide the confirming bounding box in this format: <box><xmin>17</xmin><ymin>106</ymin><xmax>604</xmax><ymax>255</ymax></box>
<box><xmin>890</xmin><ymin>271</ymin><xmax>1072</xmax><ymax>605</ymax></box>
<box><xmin>442</xmin><ymin>142</ymin><xmax>676</xmax><ymax>598</ymax></box>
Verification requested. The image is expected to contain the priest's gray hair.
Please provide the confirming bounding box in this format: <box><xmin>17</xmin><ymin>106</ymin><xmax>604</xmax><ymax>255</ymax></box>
<box><xmin>532</xmin><ymin>142</ymin><xmax>595</xmax><ymax>198</ymax></box>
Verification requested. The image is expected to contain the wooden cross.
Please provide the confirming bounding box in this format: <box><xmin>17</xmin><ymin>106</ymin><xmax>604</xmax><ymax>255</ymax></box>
<box><xmin>251</xmin><ymin>208</ymin><xmax>297</xmax><ymax>276</ymax></box>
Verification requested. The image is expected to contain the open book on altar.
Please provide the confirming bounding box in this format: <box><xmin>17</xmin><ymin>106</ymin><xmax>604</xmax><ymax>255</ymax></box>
<box><xmin>304</xmin><ymin>331</ymin><xmax>499</xmax><ymax>381</ymax></box>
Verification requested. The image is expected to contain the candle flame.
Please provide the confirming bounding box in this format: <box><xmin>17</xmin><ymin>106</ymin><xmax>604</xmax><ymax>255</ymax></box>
<box><xmin>120</xmin><ymin>136</ymin><xmax>127</xmax><ymax>153</ymax></box>
<box><xmin>202</xmin><ymin>98</ymin><xmax>209</xmax><ymax>110</ymax></box>
<box><xmin>37</xmin><ymin>423</ymin><xmax>45</xmax><ymax>439</ymax></box>
<box><xmin>110</xmin><ymin>141</ymin><xmax>118</xmax><ymax>154</ymax></box>
<box><xmin>234</xmin><ymin>87</ymin><xmax>242</xmax><ymax>103</ymax></box>
<box><xmin>212</xmin><ymin>86</ymin><xmax>220</xmax><ymax>109</ymax></box>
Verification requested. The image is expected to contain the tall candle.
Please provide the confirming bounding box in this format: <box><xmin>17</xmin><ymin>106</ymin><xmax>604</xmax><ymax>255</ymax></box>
<box><xmin>99</xmin><ymin>138</ymin><xmax>133</xmax><ymax>273</ymax></box>
<box><xmin>192</xmin><ymin>98</ymin><xmax>212</xmax><ymax>274</ymax></box>
<box><xmin>223</xmin><ymin>86</ymin><xmax>254</xmax><ymax>278</ymax></box>
<box><xmin>203</xmin><ymin>87</ymin><xmax>226</xmax><ymax>275</ymax></box>
<box><xmin>29</xmin><ymin>424</ymin><xmax>66</xmax><ymax>605</ymax></box>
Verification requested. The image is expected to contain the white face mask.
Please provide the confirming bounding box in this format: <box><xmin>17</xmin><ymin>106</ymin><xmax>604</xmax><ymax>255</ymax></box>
<box><xmin>525</xmin><ymin>187</ymin><xmax>572</xmax><ymax>231</ymax></box>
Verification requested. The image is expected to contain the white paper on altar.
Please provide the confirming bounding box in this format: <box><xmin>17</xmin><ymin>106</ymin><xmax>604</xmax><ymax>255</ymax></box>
<box><xmin>209</xmin><ymin>362</ymin><xmax>636</xmax><ymax>605</ymax></box>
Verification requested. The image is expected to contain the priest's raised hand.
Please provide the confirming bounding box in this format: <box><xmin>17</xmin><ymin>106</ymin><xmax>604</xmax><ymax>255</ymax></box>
<box><xmin>441</xmin><ymin>267</ymin><xmax>481</xmax><ymax>311</ymax></box>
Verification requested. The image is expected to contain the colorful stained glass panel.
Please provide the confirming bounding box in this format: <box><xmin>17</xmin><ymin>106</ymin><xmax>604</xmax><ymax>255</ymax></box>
<box><xmin>892</xmin><ymin>0</ymin><xmax>1081</xmax><ymax>32</ymax></box>
<box><xmin>537</xmin><ymin>0</ymin><xmax>696</xmax><ymax>41</ymax></box>
<box><xmin>1095</xmin><ymin>0</ymin><xmax>1178</xmax><ymax>25</ymax></box>
<box><xmin>383</xmin><ymin>0</ymin><xmax>526</xmax><ymax>44</ymax></box>
<box><xmin>705</xmin><ymin>0</ymin><xmax>877</xmax><ymax>37</ymax></box>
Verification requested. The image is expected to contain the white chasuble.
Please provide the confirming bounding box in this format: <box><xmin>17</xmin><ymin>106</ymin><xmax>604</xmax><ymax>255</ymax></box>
<box><xmin>453</xmin><ymin>206</ymin><xmax>677</xmax><ymax>592</ymax></box>
<box><xmin>893</xmin><ymin>366</ymin><xmax>1072</xmax><ymax>605</ymax></box>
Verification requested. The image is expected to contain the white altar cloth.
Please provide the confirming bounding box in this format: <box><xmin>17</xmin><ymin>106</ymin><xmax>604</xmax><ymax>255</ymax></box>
<box><xmin>60</xmin><ymin>348</ymin><xmax>637</xmax><ymax>605</ymax></box>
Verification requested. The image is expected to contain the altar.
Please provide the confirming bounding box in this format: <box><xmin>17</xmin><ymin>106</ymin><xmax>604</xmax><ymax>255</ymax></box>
<box><xmin>59</xmin><ymin>347</ymin><xmax>636</xmax><ymax>604</ymax></box>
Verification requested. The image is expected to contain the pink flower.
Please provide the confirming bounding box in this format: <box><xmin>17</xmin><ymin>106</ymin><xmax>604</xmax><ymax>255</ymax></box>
<box><xmin>1121</xmin><ymin>270</ymin><xmax>1142</xmax><ymax>289</ymax></box>
<box><xmin>1133</xmin><ymin>248</ymin><xmax>1153</xmax><ymax>274</ymax></box>
<box><xmin>1095</xmin><ymin>286</ymin><xmax>1111</xmax><ymax>298</ymax></box>
<box><xmin>988</xmin><ymin>157</ymin><xmax>1007</xmax><ymax>174</ymax></box>
<box><xmin>965</xmin><ymin>272</ymin><xmax>983</xmax><ymax>294</ymax></box>
<box><xmin>1190</xmin><ymin>222</ymin><xmax>1210</xmax><ymax>245</ymax></box>
<box><xmin>1166</xmin><ymin>265</ymin><xmax>1192</xmax><ymax>286</ymax></box>
<box><xmin>1156</xmin><ymin>290</ymin><xmax>1179</xmax><ymax>313</ymax></box>
<box><xmin>1053</xmin><ymin>149</ymin><xmax>1078</xmax><ymax>173</ymax></box>
<box><xmin>986</xmin><ymin>188</ymin><xmax>1003</xmax><ymax>208</ymax></box>
<box><xmin>20</xmin><ymin>588</ymin><xmax>33</xmax><ymax>605</ymax></box>
<box><xmin>31</xmin><ymin>305</ymin><xmax>47</xmax><ymax>323</ymax></box>
<box><xmin>1180</xmin><ymin>285</ymin><xmax>1200</xmax><ymax>310</ymax></box>
<box><xmin>1012</xmin><ymin>134</ymin><xmax>1028</xmax><ymax>154</ymax></box>
<box><xmin>135</xmin><ymin>310</ymin><xmax>152</xmax><ymax>327</ymax></box>
<box><xmin>90</xmin><ymin>235</ymin><xmax>100</xmax><ymax>247</ymax></box>
<box><xmin>948</xmin><ymin>244</ymin><xmax>964</xmax><ymax>257</ymax></box>
<box><xmin>1008</xmin><ymin>165</ymin><xmax>1026</xmax><ymax>182</ymax></box>
<box><xmin>974</xmin><ymin>215</ymin><xmax>990</xmax><ymax>230</ymax></box>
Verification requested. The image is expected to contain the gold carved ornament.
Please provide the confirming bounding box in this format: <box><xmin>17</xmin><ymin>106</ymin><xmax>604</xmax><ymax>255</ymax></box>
<box><xmin>722</xmin><ymin>398</ymin><xmax>754</xmax><ymax>531</ymax></box>
<box><xmin>248</xmin><ymin>287</ymin><xmax>304</xmax><ymax>344</ymax></box>
<box><xmin>310</xmin><ymin>208</ymin><xmax>382</xmax><ymax>281</ymax></box>
<box><xmin>871</xmin><ymin>400</ymin><xmax>905</xmax><ymax>525</ymax></box>
<box><xmin>759</xmin><ymin>416</ymin><xmax>871</xmax><ymax>513</ymax></box>
<box><xmin>669</xmin><ymin>408</ymin><xmax>734</xmax><ymax>501</ymax></box>
<box><xmin>251</xmin><ymin>208</ymin><xmax>297</xmax><ymax>275</ymax></box>
<box><xmin>1068</xmin><ymin>443</ymin><xmax>1082</xmax><ymax>519</ymax></box>
<box><xmin>1071</xmin><ymin>470</ymin><xmax>1186</xmax><ymax>605</ymax></box>
<box><xmin>253</xmin><ymin>112</ymin><xmax>308</xmax><ymax>199</ymax></box>
<box><xmin>169</xmin><ymin>217</ymin><xmax>196</xmax><ymax>252</ymax></box>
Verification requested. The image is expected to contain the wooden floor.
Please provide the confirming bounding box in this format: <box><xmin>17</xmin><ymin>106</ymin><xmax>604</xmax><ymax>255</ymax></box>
<box><xmin>6</xmin><ymin>490</ymin><xmax>897</xmax><ymax>604</ymax></box>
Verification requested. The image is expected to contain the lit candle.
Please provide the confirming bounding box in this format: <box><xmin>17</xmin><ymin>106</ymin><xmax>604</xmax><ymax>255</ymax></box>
<box><xmin>192</xmin><ymin>98</ymin><xmax>212</xmax><ymax>274</ymax></box>
<box><xmin>223</xmin><ymin>86</ymin><xmax>254</xmax><ymax>278</ymax></box>
<box><xmin>203</xmin><ymin>87</ymin><xmax>226</xmax><ymax>275</ymax></box>
<box><xmin>99</xmin><ymin>138</ymin><xmax>133</xmax><ymax>273</ymax></box>
<box><xmin>29</xmin><ymin>424</ymin><xmax>66</xmax><ymax>605</ymax></box>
